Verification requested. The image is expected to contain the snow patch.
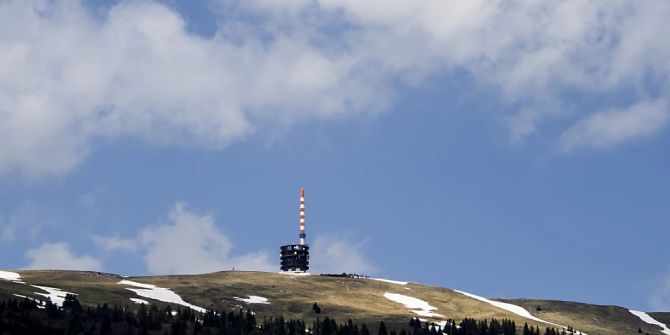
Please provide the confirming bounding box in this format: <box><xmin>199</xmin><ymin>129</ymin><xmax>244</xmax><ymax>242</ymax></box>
<box><xmin>370</xmin><ymin>278</ymin><xmax>408</xmax><ymax>285</ymax></box>
<box><xmin>453</xmin><ymin>290</ymin><xmax>587</xmax><ymax>334</ymax></box>
<box><xmin>0</xmin><ymin>273</ymin><xmax>74</xmax><ymax>308</ymax></box>
<box><xmin>384</xmin><ymin>292</ymin><xmax>445</xmax><ymax>318</ymax></box>
<box><xmin>278</xmin><ymin>271</ymin><xmax>311</xmax><ymax>276</ymax></box>
<box><xmin>130</xmin><ymin>298</ymin><xmax>149</xmax><ymax>305</ymax></box>
<box><xmin>13</xmin><ymin>294</ymin><xmax>46</xmax><ymax>309</ymax></box>
<box><xmin>454</xmin><ymin>290</ymin><xmax>554</xmax><ymax>324</ymax></box>
<box><xmin>630</xmin><ymin>310</ymin><xmax>670</xmax><ymax>335</ymax></box>
<box><xmin>420</xmin><ymin>319</ymin><xmax>448</xmax><ymax>330</ymax></box>
<box><xmin>119</xmin><ymin>280</ymin><xmax>155</xmax><ymax>289</ymax></box>
<box><xmin>234</xmin><ymin>295</ymin><xmax>270</xmax><ymax>304</ymax></box>
<box><xmin>118</xmin><ymin>280</ymin><xmax>206</xmax><ymax>313</ymax></box>
<box><xmin>0</xmin><ymin>270</ymin><xmax>24</xmax><ymax>283</ymax></box>
<box><xmin>32</xmin><ymin>285</ymin><xmax>74</xmax><ymax>306</ymax></box>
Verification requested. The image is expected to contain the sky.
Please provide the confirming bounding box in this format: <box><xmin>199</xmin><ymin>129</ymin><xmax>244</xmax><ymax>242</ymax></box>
<box><xmin>1</xmin><ymin>0</ymin><xmax>670</xmax><ymax>311</ymax></box>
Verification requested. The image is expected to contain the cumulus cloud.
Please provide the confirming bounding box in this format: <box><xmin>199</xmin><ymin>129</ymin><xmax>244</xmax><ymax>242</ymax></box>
<box><xmin>91</xmin><ymin>235</ymin><xmax>137</xmax><ymax>252</ymax></box>
<box><xmin>0</xmin><ymin>213</ymin><xmax>14</xmax><ymax>242</ymax></box>
<box><xmin>2</xmin><ymin>0</ymin><xmax>670</xmax><ymax>178</ymax></box>
<box><xmin>244</xmin><ymin>0</ymin><xmax>670</xmax><ymax>145</ymax></box>
<box><xmin>0</xmin><ymin>200</ymin><xmax>51</xmax><ymax>243</ymax></box>
<box><xmin>138</xmin><ymin>203</ymin><xmax>275</xmax><ymax>274</ymax></box>
<box><xmin>309</xmin><ymin>234</ymin><xmax>375</xmax><ymax>274</ymax></box>
<box><xmin>649</xmin><ymin>268</ymin><xmax>670</xmax><ymax>311</ymax></box>
<box><xmin>0</xmin><ymin>0</ymin><xmax>385</xmax><ymax>177</ymax></box>
<box><xmin>561</xmin><ymin>100</ymin><xmax>670</xmax><ymax>151</ymax></box>
<box><xmin>0</xmin><ymin>220</ymin><xmax>15</xmax><ymax>243</ymax></box>
<box><xmin>92</xmin><ymin>203</ymin><xmax>275</xmax><ymax>274</ymax></box>
<box><xmin>89</xmin><ymin>203</ymin><xmax>374</xmax><ymax>275</ymax></box>
<box><xmin>25</xmin><ymin>242</ymin><xmax>102</xmax><ymax>271</ymax></box>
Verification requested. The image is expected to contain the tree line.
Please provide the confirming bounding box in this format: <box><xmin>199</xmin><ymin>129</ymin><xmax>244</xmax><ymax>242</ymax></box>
<box><xmin>319</xmin><ymin>273</ymin><xmax>369</xmax><ymax>279</ymax></box>
<box><xmin>410</xmin><ymin>317</ymin><xmax>570</xmax><ymax>335</ymax></box>
<box><xmin>0</xmin><ymin>296</ymin><xmax>574</xmax><ymax>335</ymax></box>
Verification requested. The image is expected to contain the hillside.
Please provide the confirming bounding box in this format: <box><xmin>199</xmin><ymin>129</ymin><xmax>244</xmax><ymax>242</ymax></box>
<box><xmin>0</xmin><ymin>270</ymin><xmax>668</xmax><ymax>335</ymax></box>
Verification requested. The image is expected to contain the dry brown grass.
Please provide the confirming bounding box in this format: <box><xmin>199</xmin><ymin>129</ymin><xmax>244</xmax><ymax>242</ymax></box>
<box><xmin>0</xmin><ymin>270</ymin><xmax>666</xmax><ymax>335</ymax></box>
<box><xmin>503</xmin><ymin>299</ymin><xmax>667</xmax><ymax>335</ymax></box>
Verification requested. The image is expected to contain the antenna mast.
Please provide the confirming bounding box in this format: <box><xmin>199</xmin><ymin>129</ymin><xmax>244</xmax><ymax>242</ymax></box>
<box><xmin>299</xmin><ymin>188</ymin><xmax>306</xmax><ymax>245</ymax></box>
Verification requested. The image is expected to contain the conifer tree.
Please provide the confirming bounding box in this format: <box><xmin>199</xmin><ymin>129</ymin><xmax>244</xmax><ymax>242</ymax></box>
<box><xmin>378</xmin><ymin>321</ymin><xmax>388</xmax><ymax>335</ymax></box>
<box><xmin>361</xmin><ymin>323</ymin><xmax>370</xmax><ymax>335</ymax></box>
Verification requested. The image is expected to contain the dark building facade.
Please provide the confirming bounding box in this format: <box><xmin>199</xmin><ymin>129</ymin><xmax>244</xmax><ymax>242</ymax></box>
<box><xmin>280</xmin><ymin>244</ymin><xmax>309</xmax><ymax>272</ymax></box>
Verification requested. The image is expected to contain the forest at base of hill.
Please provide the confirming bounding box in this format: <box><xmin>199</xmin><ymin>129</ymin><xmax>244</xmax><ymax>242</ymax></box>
<box><xmin>0</xmin><ymin>295</ymin><xmax>570</xmax><ymax>335</ymax></box>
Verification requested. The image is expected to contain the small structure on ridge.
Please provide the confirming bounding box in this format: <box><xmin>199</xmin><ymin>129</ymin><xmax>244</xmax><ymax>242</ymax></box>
<box><xmin>280</xmin><ymin>188</ymin><xmax>310</xmax><ymax>272</ymax></box>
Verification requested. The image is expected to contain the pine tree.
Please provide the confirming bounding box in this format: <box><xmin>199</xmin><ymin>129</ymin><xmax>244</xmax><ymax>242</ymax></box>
<box><xmin>378</xmin><ymin>321</ymin><xmax>388</xmax><ymax>335</ymax></box>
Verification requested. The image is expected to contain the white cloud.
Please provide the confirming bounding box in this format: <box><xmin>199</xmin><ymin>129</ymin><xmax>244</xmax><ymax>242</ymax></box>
<box><xmin>1</xmin><ymin>223</ymin><xmax>16</xmax><ymax>242</ymax></box>
<box><xmin>138</xmin><ymin>203</ymin><xmax>274</xmax><ymax>274</ymax></box>
<box><xmin>0</xmin><ymin>0</ymin><xmax>386</xmax><ymax>177</ymax></box>
<box><xmin>313</xmin><ymin>1</ymin><xmax>670</xmax><ymax>86</ymax></box>
<box><xmin>2</xmin><ymin>0</ymin><xmax>670</xmax><ymax>178</ymax></box>
<box><xmin>309</xmin><ymin>234</ymin><xmax>375</xmax><ymax>274</ymax></box>
<box><xmin>649</xmin><ymin>279</ymin><xmax>670</xmax><ymax>311</ymax></box>
<box><xmin>127</xmin><ymin>203</ymin><xmax>274</xmax><ymax>274</ymax></box>
<box><xmin>0</xmin><ymin>200</ymin><xmax>50</xmax><ymax>243</ymax></box>
<box><xmin>91</xmin><ymin>235</ymin><xmax>137</xmax><ymax>252</ymax></box>
<box><xmin>248</xmin><ymin>0</ymin><xmax>670</xmax><ymax>144</ymax></box>
<box><xmin>649</xmin><ymin>268</ymin><xmax>670</xmax><ymax>311</ymax></box>
<box><xmin>561</xmin><ymin>100</ymin><xmax>669</xmax><ymax>151</ymax></box>
<box><xmin>25</xmin><ymin>242</ymin><xmax>102</xmax><ymax>271</ymax></box>
<box><xmin>90</xmin><ymin>203</ymin><xmax>373</xmax><ymax>275</ymax></box>
<box><xmin>506</xmin><ymin>108</ymin><xmax>542</xmax><ymax>141</ymax></box>
<box><xmin>0</xmin><ymin>215</ymin><xmax>16</xmax><ymax>242</ymax></box>
<box><xmin>0</xmin><ymin>213</ymin><xmax>14</xmax><ymax>242</ymax></box>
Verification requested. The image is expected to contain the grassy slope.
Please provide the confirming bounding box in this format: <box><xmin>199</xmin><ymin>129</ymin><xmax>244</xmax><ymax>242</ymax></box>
<box><xmin>0</xmin><ymin>270</ymin><xmax>667</xmax><ymax>335</ymax></box>
<box><xmin>502</xmin><ymin>299</ymin><xmax>668</xmax><ymax>335</ymax></box>
<box><xmin>649</xmin><ymin>313</ymin><xmax>670</xmax><ymax>330</ymax></box>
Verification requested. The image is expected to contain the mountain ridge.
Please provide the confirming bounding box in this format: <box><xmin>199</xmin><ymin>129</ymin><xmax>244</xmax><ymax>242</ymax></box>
<box><xmin>0</xmin><ymin>270</ymin><xmax>667</xmax><ymax>335</ymax></box>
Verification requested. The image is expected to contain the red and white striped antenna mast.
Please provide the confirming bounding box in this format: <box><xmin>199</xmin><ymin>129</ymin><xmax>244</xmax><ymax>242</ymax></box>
<box><xmin>299</xmin><ymin>188</ymin><xmax>306</xmax><ymax>245</ymax></box>
<box><xmin>280</xmin><ymin>188</ymin><xmax>310</xmax><ymax>272</ymax></box>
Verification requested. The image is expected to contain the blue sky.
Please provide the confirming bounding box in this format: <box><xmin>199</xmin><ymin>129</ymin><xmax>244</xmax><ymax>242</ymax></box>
<box><xmin>1</xmin><ymin>0</ymin><xmax>670</xmax><ymax>311</ymax></box>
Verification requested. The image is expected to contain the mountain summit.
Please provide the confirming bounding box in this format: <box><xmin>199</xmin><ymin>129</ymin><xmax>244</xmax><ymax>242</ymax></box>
<box><xmin>0</xmin><ymin>270</ymin><xmax>668</xmax><ymax>335</ymax></box>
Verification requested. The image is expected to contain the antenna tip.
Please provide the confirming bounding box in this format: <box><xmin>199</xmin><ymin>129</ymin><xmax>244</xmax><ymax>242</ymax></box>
<box><xmin>300</xmin><ymin>188</ymin><xmax>305</xmax><ymax>197</ymax></box>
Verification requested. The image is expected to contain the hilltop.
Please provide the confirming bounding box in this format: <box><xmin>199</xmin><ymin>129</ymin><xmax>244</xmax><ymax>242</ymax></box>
<box><xmin>0</xmin><ymin>270</ymin><xmax>668</xmax><ymax>335</ymax></box>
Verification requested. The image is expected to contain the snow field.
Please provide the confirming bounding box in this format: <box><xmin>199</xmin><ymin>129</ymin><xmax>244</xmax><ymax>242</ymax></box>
<box><xmin>383</xmin><ymin>292</ymin><xmax>445</xmax><ymax>318</ymax></box>
<box><xmin>629</xmin><ymin>310</ymin><xmax>670</xmax><ymax>335</ymax></box>
<box><xmin>454</xmin><ymin>290</ymin><xmax>556</xmax><ymax>325</ymax></box>
<box><xmin>118</xmin><ymin>280</ymin><xmax>207</xmax><ymax>313</ymax></box>
<box><xmin>13</xmin><ymin>294</ymin><xmax>46</xmax><ymax>309</ymax></box>
<box><xmin>454</xmin><ymin>290</ymin><xmax>587</xmax><ymax>335</ymax></box>
<box><xmin>0</xmin><ymin>271</ymin><xmax>23</xmax><ymax>283</ymax></box>
<box><xmin>370</xmin><ymin>278</ymin><xmax>408</xmax><ymax>285</ymax></box>
<box><xmin>32</xmin><ymin>285</ymin><xmax>74</xmax><ymax>306</ymax></box>
<box><xmin>234</xmin><ymin>296</ymin><xmax>270</xmax><ymax>304</ymax></box>
<box><xmin>278</xmin><ymin>271</ymin><xmax>312</xmax><ymax>276</ymax></box>
<box><xmin>1</xmin><ymin>271</ymin><xmax>76</xmax><ymax>307</ymax></box>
